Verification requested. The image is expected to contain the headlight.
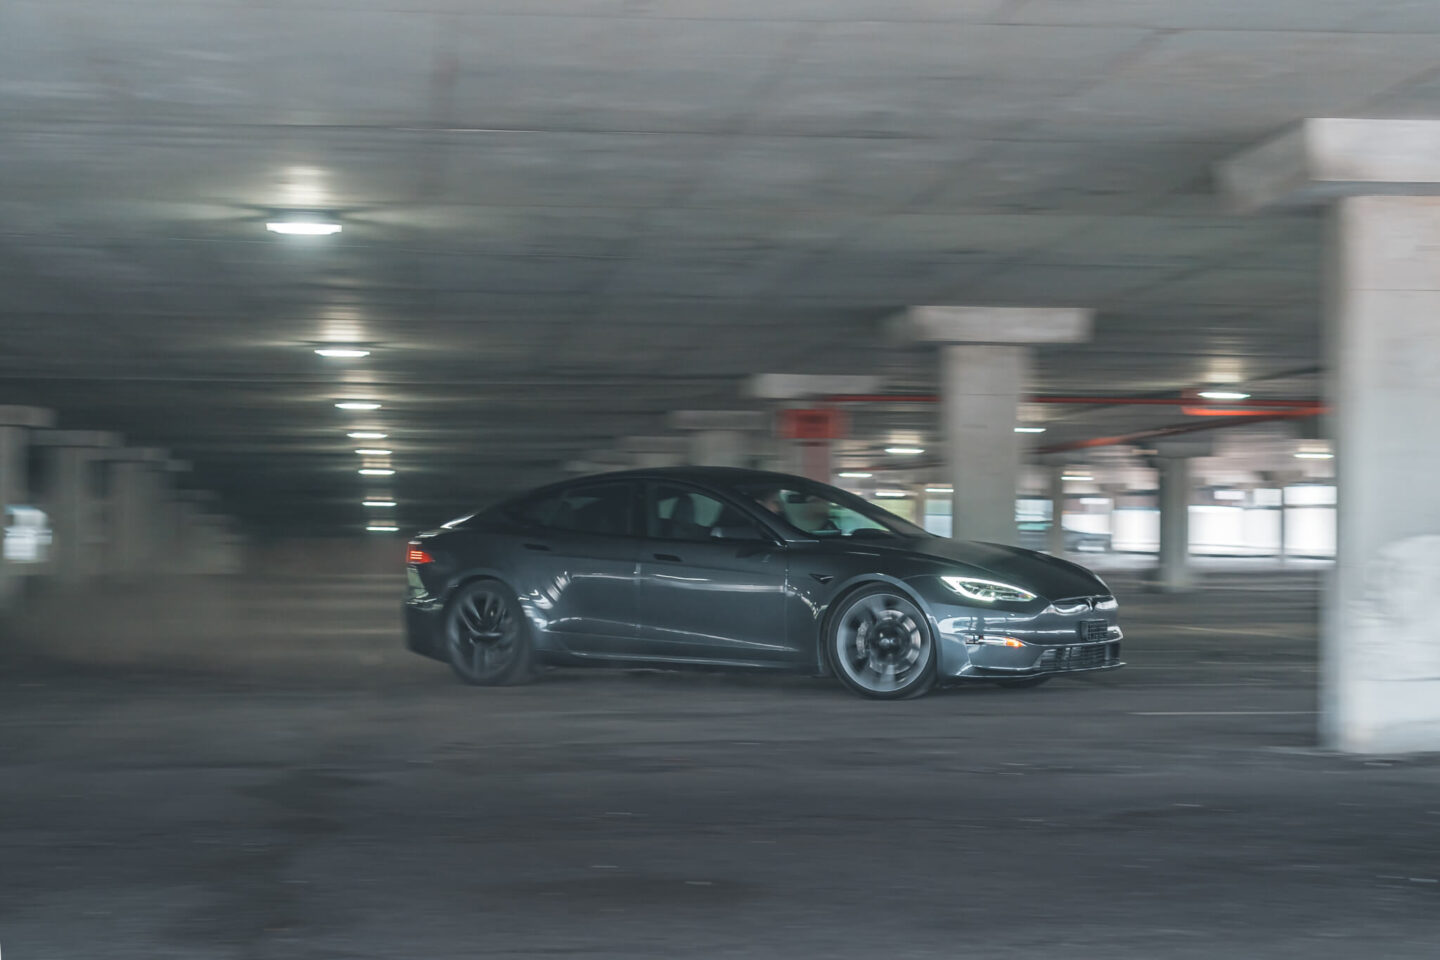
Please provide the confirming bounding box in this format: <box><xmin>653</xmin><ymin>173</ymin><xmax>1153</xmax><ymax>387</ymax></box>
<box><xmin>941</xmin><ymin>576</ymin><xmax>1037</xmax><ymax>603</ymax></box>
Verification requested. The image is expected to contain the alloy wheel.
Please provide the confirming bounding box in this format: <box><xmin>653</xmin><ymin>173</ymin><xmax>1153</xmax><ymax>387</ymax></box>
<box><xmin>832</xmin><ymin>590</ymin><xmax>933</xmax><ymax>698</ymax></box>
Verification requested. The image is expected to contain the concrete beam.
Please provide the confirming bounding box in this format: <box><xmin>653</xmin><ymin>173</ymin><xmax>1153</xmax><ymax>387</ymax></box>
<box><xmin>562</xmin><ymin>460</ymin><xmax>626</xmax><ymax>475</ymax></box>
<box><xmin>32</xmin><ymin>430</ymin><xmax>121</xmax><ymax>448</ymax></box>
<box><xmin>618</xmin><ymin>436</ymin><xmax>688</xmax><ymax>455</ymax></box>
<box><xmin>667</xmin><ymin>410</ymin><xmax>768</xmax><ymax>432</ymax></box>
<box><xmin>892</xmin><ymin>306</ymin><xmax>1092</xmax><ymax>345</ymax></box>
<box><xmin>1150</xmin><ymin>438</ymin><xmax>1215</xmax><ymax>460</ymax></box>
<box><xmin>1218</xmin><ymin>118</ymin><xmax>1440</xmax><ymax>213</ymax></box>
<box><xmin>0</xmin><ymin>406</ymin><xmax>56</xmax><ymax>428</ymax></box>
<box><xmin>107</xmin><ymin>447</ymin><xmax>167</xmax><ymax>463</ymax></box>
<box><xmin>746</xmin><ymin>373</ymin><xmax>882</xmax><ymax>400</ymax></box>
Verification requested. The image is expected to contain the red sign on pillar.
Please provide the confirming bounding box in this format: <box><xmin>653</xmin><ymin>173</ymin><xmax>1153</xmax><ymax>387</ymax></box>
<box><xmin>777</xmin><ymin>408</ymin><xmax>847</xmax><ymax>441</ymax></box>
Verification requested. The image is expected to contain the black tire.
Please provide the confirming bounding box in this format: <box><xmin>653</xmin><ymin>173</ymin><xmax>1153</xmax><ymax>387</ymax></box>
<box><xmin>443</xmin><ymin>580</ymin><xmax>535</xmax><ymax>686</ymax></box>
<box><xmin>995</xmin><ymin>675</ymin><xmax>1052</xmax><ymax>689</ymax></box>
<box><xmin>826</xmin><ymin>585</ymin><xmax>936</xmax><ymax>700</ymax></box>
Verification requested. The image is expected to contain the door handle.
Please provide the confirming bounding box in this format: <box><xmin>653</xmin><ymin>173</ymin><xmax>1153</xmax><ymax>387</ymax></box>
<box><xmin>523</xmin><ymin>542</ymin><xmax>552</xmax><ymax>552</ymax></box>
<box><xmin>652</xmin><ymin>553</ymin><xmax>683</xmax><ymax>562</ymax></box>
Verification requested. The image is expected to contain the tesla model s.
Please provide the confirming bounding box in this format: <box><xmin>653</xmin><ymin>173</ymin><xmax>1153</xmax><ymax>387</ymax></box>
<box><xmin>403</xmin><ymin>467</ymin><xmax>1123</xmax><ymax>699</ymax></box>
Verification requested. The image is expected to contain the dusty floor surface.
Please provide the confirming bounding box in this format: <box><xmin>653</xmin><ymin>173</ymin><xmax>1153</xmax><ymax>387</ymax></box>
<box><xmin>3</xmin><ymin>569</ymin><xmax>1438</xmax><ymax>959</ymax></box>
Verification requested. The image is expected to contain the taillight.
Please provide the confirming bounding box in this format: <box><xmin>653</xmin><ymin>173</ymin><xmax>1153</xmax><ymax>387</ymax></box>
<box><xmin>406</xmin><ymin>545</ymin><xmax>434</xmax><ymax>565</ymax></box>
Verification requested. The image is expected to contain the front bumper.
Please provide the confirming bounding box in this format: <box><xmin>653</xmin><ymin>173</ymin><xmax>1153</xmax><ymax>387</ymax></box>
<box><xmin>930</xmin><ymin>594</ymin><xmax>1125</xmax><ymax>679</ymax></box>
<box><xmin>957</xmin><ymin>636</ymin><xmax>1124</xmax><ymax>678</ymax></box>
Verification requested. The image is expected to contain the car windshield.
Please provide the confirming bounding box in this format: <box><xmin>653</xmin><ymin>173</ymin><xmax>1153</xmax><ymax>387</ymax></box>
<box><xmin>729</xmin><ymin>479</ymin><xmax>928</xmax><ymax>539</ymax></box>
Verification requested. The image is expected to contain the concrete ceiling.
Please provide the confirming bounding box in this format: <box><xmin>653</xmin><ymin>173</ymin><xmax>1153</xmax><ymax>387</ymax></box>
<box><xmin>2</xmin><ymin>0</ymin><xmax>1432</xmax><ymax>532</ymax></box>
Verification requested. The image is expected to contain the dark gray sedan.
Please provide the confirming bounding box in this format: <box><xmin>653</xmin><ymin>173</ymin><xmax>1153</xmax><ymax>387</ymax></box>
<box><xmin>404</xmin><ymin>467</ymin><xmax>1123</xmax><ymax>699</ymax></box>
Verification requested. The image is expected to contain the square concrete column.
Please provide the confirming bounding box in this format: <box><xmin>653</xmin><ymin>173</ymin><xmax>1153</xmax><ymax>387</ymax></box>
<box><xmin>746</xmin><ymin>374</ymin><xmax>881</xmax><ymax>482</ymax></box>
<box><xmin>1039</xmin><ymin>459</ymin><xmax>1068</xmax><ymax>556</ymax></box>
<box><xmin>1146</xmin><ymin>439</ymin><xmax>1212</xmax><ymax>593</ymax></box>
<box><xmin>619</xmin><ymin>436</ymin><xmax>688</xmax><ymax>469</ymax></box>
<box><xmin>33</xmin><ymin>430</ymin><xmax>119</xmax><ymax>584</ymax></box>
<box><xmin>892</xmin><ymin>308</ymin><xmax>1091</xmax><ymax>545</ymax></box>
<box><xmin>668</xmin><ymin>411</ymin><xmax>768</xmax><ymax>468</ymax></box>
<box><xmin>0</xmin><ymin>407</ymin><xmax>57</xmax><ymax>611</ymax></box>
<box><xmin>173</xmin><ymin>490</ymin><xmax>220</xmax><ymax>573</ymax></box>
<box><xmin>1220</xmin><ymin>118</ymin><xmax>1440</xmax><ymax>753</ymax></box>
<box><xmin>153</xmin><ymin>460</ymin><xmax>191</xmax><ymax>574</ymax></box>
<box><xmin>104</xmin><ymin>448</ymin><xmax>167</xmax><ymax>577</ymax></box>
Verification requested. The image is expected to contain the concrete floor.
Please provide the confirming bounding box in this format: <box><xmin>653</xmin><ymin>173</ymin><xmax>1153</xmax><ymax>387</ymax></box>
<box><xmin>4</xmin><ymin>570</ymin><xmax>1439</xmax><ymax>959</ymax></box>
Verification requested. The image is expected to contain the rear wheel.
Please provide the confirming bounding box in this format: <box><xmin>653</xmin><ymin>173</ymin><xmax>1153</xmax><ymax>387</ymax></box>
<box><xmin>444</xmin><ymin>580</ymin><xmax>534</xmax><ymax>685</ymax></box>
<box><xmin>827</xmin><ymin>586</ymin><xmax>935</xmax><ymax>700</ymax></box>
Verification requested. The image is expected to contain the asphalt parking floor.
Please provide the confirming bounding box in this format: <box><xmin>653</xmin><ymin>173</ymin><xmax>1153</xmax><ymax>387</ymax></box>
<box><xmin>3</xmin><ymin>569</ymin><xmax>1438</xmax><ymax>959</ymax></box>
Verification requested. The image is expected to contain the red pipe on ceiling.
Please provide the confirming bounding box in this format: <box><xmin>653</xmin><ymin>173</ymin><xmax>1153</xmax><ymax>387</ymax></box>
<box><xmin>1034</xmin><ymin>411</ymin><xmax>1321</xmax><ymax>455</ymax></box>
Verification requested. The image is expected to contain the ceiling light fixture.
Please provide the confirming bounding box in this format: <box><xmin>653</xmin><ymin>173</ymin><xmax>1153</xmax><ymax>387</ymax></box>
<box><xmin>267</xmin><ymin>220</ymin><xmax>342</xmax><ymax>236</ymax></box>
<box><xmin>837</xmin><ymin>471</ymin><xmax>873</xmax><ymax>479</ymax></box>
<box><xmin>1014</xmin><ymin>426</ymin><xmax>1047</xmax><ymax>434</ymax></box>
<box><xmin>314</xmin><ymin>347</ymin><xmax>370</xmax><ymax>358</ymax></box>
<box><xmin>1062</xmin><ymin>474</ymin><xmax>1094</xmax><ymax>482</ymax></box>
<box><xmin>366</xmin><ymin>524</ymin><xmax>399</xmax><ymax>532</ymax></box>
<box><xmin>347</xmin><ymin>431</ymin><xmax>387</xmax><ymax>440</ymax></box>
<box><xmin>354</xmin><ymin>448</ymin><xmax>392</xmax><ymax>456</ymax></box>
<box><xmin>885</xmin><ymin>446</ymin><xmax>925</xmax><ymax>455</ymax></box>
<box><xmin>874</xmin><ymin>489</ymin><xmax>909</xmax><ymax>498</ymax></box>
<box><xmin>335</xmin><ymin>401</ymin><xmax>381</xmax><ymax>411</ymax></box>
<box><xmin>1198</xmin><ymin>390</ymin><xmax>1251</xmax><ymax>401</ymax></box>
<box><xmin>1295</xmin><ymin>451</ymin><xmax>1334</xmax><ymax>460</ymax></box>
<box><xmin>359</xmin><ymin>468</ymin><xmax>395</xmax><ymax>476</ymax></box>
<box><xmin>924</xmin><ymin>486</ymin><xmax>953</xmax><ymax>494</ymax></box>
<box><xmin>363</xmin><ymin>500</ymin><xmax>397</xmax><ymax>508</ymax></box>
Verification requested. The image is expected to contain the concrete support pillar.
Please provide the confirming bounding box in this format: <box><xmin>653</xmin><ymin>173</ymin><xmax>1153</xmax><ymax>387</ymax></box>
<box><xmin>34</xmin><ymin>430</ymin><xmax>119</xmax><ymax>584</ymax></box>
<box><xmin>105</xmin><ymin>448</ymin><xmax>166</xmax><ymax>577</ymax></box>
<box><xmin>1220</xmin><ymin>118</ymin><xmax>1440</xmax><ymax>752</ymax></box>
<box><xmin>795</xmin><ymin>437</ymin><xmax>833</xmax><ymax>483</ymax></box>
<box><xmin>1155</xmin><ymin>456</ymin><xmax>1194</xmax><ymax>592</ymax></box>
<box><xmin>692</xmin><ymin>430</ymin><xmax>745</xmax><ymax>467</ymax></box>
<box><xmin>173</xmin><ymin>490</ymin><xmax>219</xmax><ymax>573</ymax></box>
<box><xmin>1046</xmin><ymin>463</ymin><xmax>1067</xmax><ymax>556</ymax></box>
<box><xmin>746</xmin><ymin>374</ymin><xmax>881</xmax><ymax>484</ymax></box>
<box><xmin>940</xmin><ymin>344</ymin><xmax>1027</xmax><ymax>543</ymax></box>
<box><xmin>0</xmin><ymin>407</ymin><xmax>57</xmax><ymax>613</ymax></box>
<box><xmin>1146</xmin><ymin>439</ymin><xmax>1211</xmax><ymax>593</ymax></box>
<box><xmin>190</xmin><ymin>512</ymin><xmax>241</xmax><ymax>575</ymax></box>
<box><xmin>619</xmin><ymin>436</ymin><xmax>687</xmax><ymax>470</ymax></box>
<box><xmin>892</xmin><ymin>307</ymin><xmax>1092</xmax><ymax>545</ymax></box>
<box><xmin>668</xmin><ymin>411</ymin><xmax>768</xmax><ymax>468</ymax></box>
<box><xmin>151</xmin><ymin>460</ymin><xmax>190</xmax><ymax>574</ymax></box>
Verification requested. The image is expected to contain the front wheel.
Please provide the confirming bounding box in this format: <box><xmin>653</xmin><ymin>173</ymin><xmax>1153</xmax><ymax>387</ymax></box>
<box><xmin>444</xmin><ymin>580</ymin><xmax>534</xmax><ymax>685</ymax></box>
<box><xmin>827</xmin><ymin>586</ymin><xmax>935</xmax><ymax>700</ymax></box>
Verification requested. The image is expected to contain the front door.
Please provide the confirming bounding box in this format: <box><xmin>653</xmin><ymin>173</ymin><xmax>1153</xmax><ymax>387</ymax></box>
<box><xmin>634</xmin><ymin>481</ymin><xmax>793</xmax><ymax>664</ymax></box>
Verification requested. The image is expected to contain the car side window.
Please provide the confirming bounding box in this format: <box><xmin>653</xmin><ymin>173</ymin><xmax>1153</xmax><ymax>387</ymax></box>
<box><xmin>648</xmin><ymin>483</ymin><xmax>766</xmax><ymax>542</ymax></box>
<box><xmin>518</xmin><ymin>482</ymin><xmax>636</xmax><ymax>537</ymax></box>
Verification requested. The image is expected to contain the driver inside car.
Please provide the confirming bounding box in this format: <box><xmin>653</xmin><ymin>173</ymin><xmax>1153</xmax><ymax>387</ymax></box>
<box><xmin>754</xmin><ymin>488</ymin><xmax>840</xmax><ymax>535</ymax></box>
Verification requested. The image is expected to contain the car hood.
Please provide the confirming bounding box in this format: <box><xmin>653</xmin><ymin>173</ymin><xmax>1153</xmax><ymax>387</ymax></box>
<box><xmin>865</xmin><ymin>536</ymin><xmax>1109</xmax><ymax>600</ymax></box>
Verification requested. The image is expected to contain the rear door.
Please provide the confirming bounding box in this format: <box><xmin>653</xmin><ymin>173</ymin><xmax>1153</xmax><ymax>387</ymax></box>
<box><xmin>511</xmin><ymin>479</ymin><xmax>644</xmax><ymax>657</ymax></box>
<box><xmin>633</xmin><ymin>481</ymin><xmax>794</xmax><ymax>664</ymax></box>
